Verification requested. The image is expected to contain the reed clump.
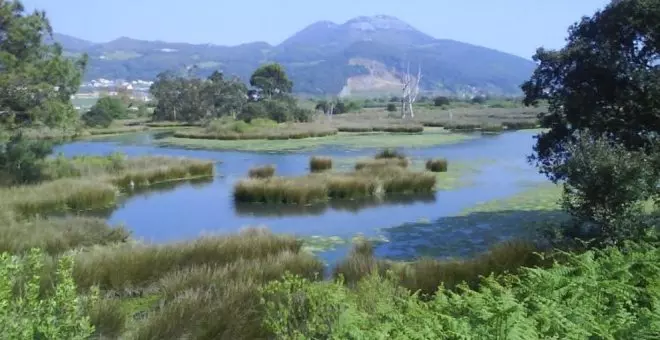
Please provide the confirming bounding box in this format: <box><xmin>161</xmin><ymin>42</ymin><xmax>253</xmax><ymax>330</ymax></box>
<box><xmin>374</xmin><ymin>148</ymin><xmax>407</xmax><ymax>160</ymax></box>
<box><xmin>70</xmin><ymin>228</ymin><xmax>304</xmax><ymax>291</ymax></box>
<box><xmin>0</xmin><ymin>217</ymin><xmax>130</xmax><ymax>255</ymax></box>
<box><xmin>334</xmin><ymin>239</ymin><xmax>547</xmax><ymax>296</ymax></box>
<box><xmin>173</xmin><ymin>122</ymin><xmax>338</xmax><ymax>141</ymax></box>
<box><xmin>355</xmin><ymin>158</ymin><xmax>409</xmax><ymax>171</ymax></box>
<box><xmin>44</xmin><ymin>154</ymin><xmax>215</xmax><ymax>190</ymax></box>
<box><xmin>233</xmin><ymin>164</ymin><xmax>436</xmax><ymax>204</ymax></box>
<box><xmin>2</xmin><ymin>179</ymin><xmax>119</xmax><ymax>217</ymax></box>
<box><xmin>309</xmin><ymin>156</ymin><xmax>332</xmax><ymax>172</ymax></box>
<box><xmin>134</xmin><ymin>251</ymin><xmax>323</xmax><ymax>340</ymax></box>
<box><xmin>248</xmin><ymin>165</ymin><xmax>276</xmax><ymax>179</ymax></box>
<box><xmin>503</xmin><ymin>121</ymin><xmax>539</xmax><ymax>130</ymax></box>
<box><xmin>426</xmin><ymin>158</ymin><xmax>448</xmax><ymax>172</ymax></box>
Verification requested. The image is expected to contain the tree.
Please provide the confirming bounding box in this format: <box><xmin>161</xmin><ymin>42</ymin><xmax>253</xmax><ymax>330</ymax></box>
<box><xmin>0</xmin><ymin>132</ymin><xmax>52</xmax><ymax>184</ymax></box>
<box><xmin>555</xmin><ymin>132</ymin><xmax>659</xmax><ymax>246</ymax></box>
<box><xmin>521</xmin><ymin>0</ymin><xmax>660</xmax><ymax>245</ymax></box>
<box><xmin>0</xmin><ymin>1</ymin><xmax>87</xmax><ymax>128</ymax></box>
<box><xmin>91</xmin><ymin>96</ymin><xmax>127</xmax><ymax>120</ymax></box>
<box><xmin>433</xmin><ymin>96</ymin><xmax>450</xmax><ymax>107</ymax></box>
<box><xmin>386</xmin><ymin>103</ymin><xmax>397</xmax><ymax>112</ymax></box>
<box><xmin>522</xmin><ymin>0</ymin><xmax>660</xmax><ymax>182</ymax></box>
<box><xmin>249</xmin><ymin>63</ymin><xmax>293</xmax><ymax>99</ymax></box>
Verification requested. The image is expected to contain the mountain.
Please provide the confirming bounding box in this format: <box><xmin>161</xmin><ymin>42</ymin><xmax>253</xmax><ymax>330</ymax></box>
<box><xmin>52</xmin><ymin>15</ymin><xmax>536</xmax><ymax>96</ymax></box>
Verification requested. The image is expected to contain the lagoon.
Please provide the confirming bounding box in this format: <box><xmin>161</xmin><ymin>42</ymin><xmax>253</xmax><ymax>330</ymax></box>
<box><xmin>54</xmin><ymin>130</ymin><xmax>553</xmax><ymax>264</ymax></box>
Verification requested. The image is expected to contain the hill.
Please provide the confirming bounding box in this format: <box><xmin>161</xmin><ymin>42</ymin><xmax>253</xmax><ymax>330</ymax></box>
<box><xmin>53</xmin><ymin>15</ymin><xmax>536</xmax><ymax>96</ymax></box>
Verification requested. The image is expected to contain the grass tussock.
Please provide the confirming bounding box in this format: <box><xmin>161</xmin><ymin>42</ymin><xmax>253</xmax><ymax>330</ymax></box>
<box><xmin>375</xmin><ymin>148</ymin><xmax>407</xmax><ymax>160</ymax></box>
<box><xmin>248</xmin><ymin>165</ymin><xmax>275</xmax><ymax>179</ymax></box>
<box><xmin>426</xmin><ymin>158</ymin><xmax>448</xmax><ymax>172</ymax></box>
<box><xmin>86</xmin><ymin>297</ymin><xmax>127</xmax><ymax>339</ymax></box>
<box><xmin>334</xmin><ymin>239</ymin><xmax>548</xmax><ymax>296</ymax></box>
<box><xmin>0</xmin><ymin>217</ymin><xmax>129</xmax><ymax>255</ymax></box>
<box><xmin>44</xmin><ymin>153</ymin><xmax>215</xmax><ymax>190</ymax></box>
<box><xmin>309</xmin><ymin>156</ymin><xmax>332</xmax><ymax>172</ymax></box>
<box><xmin>234</xmin><ymin>164</ymin><xmax>435</xmax><ymax>204</ymax></box>
<box><xmin>1</xmin><ymin>179</ymin><xmax>118</xmax><ymax>217</ymax></box>
<box><xmin>70</xmin><ymin>228</ymin><xmax>303</xmax><ymax>291</ymax></box>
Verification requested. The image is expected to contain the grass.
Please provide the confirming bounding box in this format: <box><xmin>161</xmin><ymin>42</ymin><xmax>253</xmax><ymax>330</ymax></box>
<box><xmin>0</xmin><ymin>217</ymin><xmax>130</xmax><ymax>255</ymax></box>
<box><xmin>309</xmin><ymin>156</ymin><xmax>332</xmax><ymax>172</ymax></box>
<box><xmin>158</xmin><ymin>129</ymin><xmax>475</xmax><ymax>152</ymax></box>
<box><xmin>426</xmin><ymin>158</ymin><xmax>448</xmax><ymax>172</ymax></box>
<box><xmin>1</xmin><ymin>179</ymin><xmax>119</xmax><ymax>217</ymax></box>
<box><xmin>334</xmin><ymin>238</ymin><xmax>549</xmax><ymax>295</ymax></box>
<box><xmin>355</xmin><ymin>158</ymin><xmax>409</xmax><ymax>171</ymax></box>
<box><xmin>248</xmin><ymin>165</ymin><xmax>276</xmax><ymax>179</ymax></box>
<box><xmin>374</xmin><ymin>148</ymin><xmax>407</xmax><ymax>160</ymax></box>
<box><xmin>44</xmin><ymin>153</ymin><xmax>215</xmax><ymax>190</ymax></box>
<box><xmin>174</xmin><ymin>120</ymin><xmax>338</xmax><ymax>141</ymax></box>
<box><xmin>234</xmin><ymin>164</ymin><xmax>436</xmax><ymax>204</ymax></box>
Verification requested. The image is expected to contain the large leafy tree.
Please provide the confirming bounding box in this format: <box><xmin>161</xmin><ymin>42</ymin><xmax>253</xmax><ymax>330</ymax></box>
<box><xmin>522</xmin><ymin>0</ymin><xmax>660</xmax><ymax>244</ymax></box>
<box><xmin>249</xmin><ymin>63</ymin><xmax>293</xmax><ymax>99</ymax></box>
<box><xmin>522</xmin><ymin>0</ymin><xmax>660</xmax><ymax>182</ymax></box>
<box><xmin>0</xmin><ymin>0</ymin><xmax>87</xmax><ymax>128</ymax></box>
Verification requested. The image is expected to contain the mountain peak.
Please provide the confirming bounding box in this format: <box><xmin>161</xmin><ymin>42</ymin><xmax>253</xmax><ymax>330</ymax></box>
<box><xmin>343</xmin><ymin>15</ymin><xmax>414</xmax><ymax>31</ymax></box>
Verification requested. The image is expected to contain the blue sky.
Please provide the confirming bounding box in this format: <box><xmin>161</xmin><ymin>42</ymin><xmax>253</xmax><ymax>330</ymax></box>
<box><xmin>24</xmin><ymin>0</ymin><xmax>611</xmax><ymax>59</ymax></box>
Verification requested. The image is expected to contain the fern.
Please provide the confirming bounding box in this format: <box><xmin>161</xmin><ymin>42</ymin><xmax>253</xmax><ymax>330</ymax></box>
<box><xmin>261</xmin><ymin>243</ymin><xmax>660</xmax><ymax>339</ymax></box>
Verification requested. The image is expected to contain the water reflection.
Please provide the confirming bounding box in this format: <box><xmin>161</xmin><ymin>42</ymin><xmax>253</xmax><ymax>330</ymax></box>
<box><xmin>234</xmin><ymin>194</ymin><xmax>436</xmax><ymax>217</ymax></box>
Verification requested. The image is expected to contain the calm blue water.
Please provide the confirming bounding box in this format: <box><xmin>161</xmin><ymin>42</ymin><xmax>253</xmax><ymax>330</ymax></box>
<box><xmin>54</xmin><ymin>131</ymin><xmax>547</xmax><ymax>263</ymax></box>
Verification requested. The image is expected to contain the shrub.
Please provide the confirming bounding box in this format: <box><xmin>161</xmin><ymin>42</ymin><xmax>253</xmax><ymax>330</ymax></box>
<box><xmin>82</xmin><ymin>108</ymin><xmax>113</xmax><ymax>128</ymax></box>
<box><xmin>309</xmin><ymin>156</ymin><xmax>332</xmax><ymax>172</ymax></box>
<box><xmin>386</xmin><ymin>103</ymin><xmax>397</xmax><ymax>112</ymax></box>
<box><xmin>248</xmin><ymin>165</ymin><xmax>276</xmax><ymax>179</ymax></box>
<box><xmin>0</xmin><ymin>133</ymin><xmax>53</xmax><ymax>184</ymax></box>
<box><xmin>425</xmin><ymin>159</ymin><xmax>448</xmax><ymax>172</ymax></box>
<box><xmin>0</xmin><ymin>248</ymin><xmax>95</xmax><ymax>339</ymax></box>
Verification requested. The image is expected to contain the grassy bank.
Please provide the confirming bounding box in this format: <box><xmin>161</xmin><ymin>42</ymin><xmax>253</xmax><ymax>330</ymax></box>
<box><xmin>44</xmin><ymin>153</ymin><xmax>215</xmax><ymax>190</ymax></box>
<box><xmin>159</xmin><ymin>128</ymin><xmax>474</xmax><ymax>152</ymax></box>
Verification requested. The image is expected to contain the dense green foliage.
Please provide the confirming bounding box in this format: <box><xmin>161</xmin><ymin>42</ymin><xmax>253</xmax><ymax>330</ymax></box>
<box><xmin>262</xmin><ymin>243</ymin><xmax>660</xmax><ymax>339</ymax></box>
<box><xmin>522</xmin><ymin>0</ymin><xmax>660</xmax><ymax>182</ymax></box>
<box><xmin>250</xmin><ymin>63</ymin><xmax>293</xmax><ymax>99</ymax></box>
<box><xmin>81</xmin><ymin>96</ymin><xmax>126</xmax><ymax>127</ymax></box>
<box><xmin>0</xmin><ymin>133</ymin><xmax>52</xmax><ymax>184</ymax></box>
<box><xmin>0</xmin><ymin>248</ymin><xmax>95</xmax><ymax>339</ymax></box>
<box><xmin>150</xmin><ymin>67</ymin><xmax>312</xmax><ymax>124</ymax></box>
<box><xmin>0</xmin><ymin>1</ymin><xmax>86</xmax><ymax>129</ymax></box>
<box><xmin>523</xmin><ymin>0</ymin><xmax>660</xmax><ymax>246</ymax></box>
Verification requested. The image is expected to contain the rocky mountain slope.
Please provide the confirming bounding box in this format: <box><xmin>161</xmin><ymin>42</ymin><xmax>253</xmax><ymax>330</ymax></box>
<box><xmin>54</xmin><ymin>15</ymin><xmax>536</xmax><ymax>96</ymax></box>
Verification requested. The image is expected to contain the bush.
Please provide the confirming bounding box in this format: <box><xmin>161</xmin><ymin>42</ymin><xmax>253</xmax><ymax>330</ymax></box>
<box><xmin>386</xmin><ymin>103</ymin><xmax>397</xmax><ymax>112</ymax></box>
<box><xmin>433</xmin><ymin>96</ymin><xmax>450</xmax><ymax>107</ymax></box>
<box><xmin>425</xmin><ymin>159</ymin><xmax>448</xmax><ymax>172</ymax></box>
<box><xmin>91</xmin><ymin>96</ymin><xmax>127</xmax><ymax>120</ymax></box>
<box><xmin>0</xmin><ymin>133</ymin><xmax>53</xmax><ymax>185</ymax></box>
<box><xmin>555</xmin><ymin>133</ymin><xmax>660</xmax><ymax>247</ymax></box>
<box><xmin>309</xmin><ymin>156</ymin><xmax>332</xmax><ymax>172</ymax></box>
<box><xmin>248</xmin><ymin>165</ymin><xmax>276</xmax><ymax>179</ymax></box>
<box><xmin>0</xmin><ymin>248</ymin><xmax>95</xmax><ymax>339</ymax></box>
<box><xmin>82</xmin><ymin>108</ymin><xmax>113</xmax><ymax>128</ymax></box>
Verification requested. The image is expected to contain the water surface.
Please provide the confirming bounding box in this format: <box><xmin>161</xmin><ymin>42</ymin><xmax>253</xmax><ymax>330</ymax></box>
<box><xmin>55</xmin><ymin>131</ymin><xmax>546</xmax><ymax>263</ymax></box>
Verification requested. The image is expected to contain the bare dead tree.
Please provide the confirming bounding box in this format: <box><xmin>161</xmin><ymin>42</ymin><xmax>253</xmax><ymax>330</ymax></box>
<box><xmin>400</xmin><ymin>62</ymin><xmax>422</xmax><ymax>119</ymax></box>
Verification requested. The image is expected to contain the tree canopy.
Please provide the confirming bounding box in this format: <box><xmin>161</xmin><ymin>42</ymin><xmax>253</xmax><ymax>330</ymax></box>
<box><xmin>0</xmin><ymin>0</ymin><xmax>87</xmax><ymax>128</ymax></box>
<box><xmin>522</xmin><ymin>0</ymin><xmax>660</xmax><ymax>182</ymax></box>
<box><xmin>249</xmin><ymin>63</ymin><xmax>293</xmax><ymax>99</ymax></box>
